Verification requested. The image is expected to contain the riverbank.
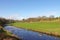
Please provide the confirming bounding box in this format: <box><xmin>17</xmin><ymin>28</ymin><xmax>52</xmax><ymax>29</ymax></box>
<box><xmin>0</xmin><ymin>26</ymin><xmax>22</xmax><ymax>40</ymax></box>
<box><xmin>10</xmin><ymin>25</ymin><xmax>60</xmax><ymax>38</ymax></box>
<box><xmin>11</xmin><ymin>22</ymin><xmax>60</xmax><ymax>38</ymax></box>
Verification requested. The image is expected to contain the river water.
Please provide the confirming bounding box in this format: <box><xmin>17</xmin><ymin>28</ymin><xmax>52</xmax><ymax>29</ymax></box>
<box><xmin>4</xmin><ymin>26</ymin><xmax>60</xmax><ymax>40</ymax></box>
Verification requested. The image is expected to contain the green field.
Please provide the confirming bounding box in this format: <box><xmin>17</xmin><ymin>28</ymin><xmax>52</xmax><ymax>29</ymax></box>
<box><xmin>12</xmin><ymin>21</ymin><xmax>60</xmax><ymax>35</ymax></box>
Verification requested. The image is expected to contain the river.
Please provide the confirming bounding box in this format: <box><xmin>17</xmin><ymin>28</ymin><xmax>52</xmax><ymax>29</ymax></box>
<box><xmin>4</xmin><ymin>26</ymin><xmax>60</xmax><ymax>40</ymax></box>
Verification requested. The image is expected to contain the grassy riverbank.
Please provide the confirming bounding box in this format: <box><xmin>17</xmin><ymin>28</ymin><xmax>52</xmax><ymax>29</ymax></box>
<box><xmin>0</xmin><ymin>26</ymin><xmax>21</xmax><ymax>40</ymax></box>
<box><xmin>11</xmin><ymin>21</ymin><xmax>60</xmax><ymax>37</ymax></box>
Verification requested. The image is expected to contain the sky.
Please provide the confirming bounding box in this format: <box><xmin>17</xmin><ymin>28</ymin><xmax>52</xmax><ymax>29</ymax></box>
<box><xmin>0</xmin><ymin>0</ymin><xmax>60</xmax><ymax>20</ymax></box>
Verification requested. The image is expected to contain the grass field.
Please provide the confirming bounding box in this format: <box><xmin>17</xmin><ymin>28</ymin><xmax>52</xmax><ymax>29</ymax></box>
<box><xmin>11</xmin><ymin>21</ymin><xmax>60</xmax><ymax>35</ymax></box>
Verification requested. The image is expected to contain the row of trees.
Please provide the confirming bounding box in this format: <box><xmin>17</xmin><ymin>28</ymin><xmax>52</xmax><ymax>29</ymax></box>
<box><xmin>0</xmin><ymin>15</ymin><xmax>60</xmax><ymax>24</ymax></box>
<box><xmin>21</xmin><ymin>15</ymin><xmax>60</xmax><ymax>22</ymax></box>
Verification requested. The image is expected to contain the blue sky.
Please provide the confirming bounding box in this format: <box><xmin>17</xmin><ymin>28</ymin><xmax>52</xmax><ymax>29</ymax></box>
<box><xmin>0</xmin><ymin>0</ymin><xmax>60</xmax><ymax>20</ymax></box>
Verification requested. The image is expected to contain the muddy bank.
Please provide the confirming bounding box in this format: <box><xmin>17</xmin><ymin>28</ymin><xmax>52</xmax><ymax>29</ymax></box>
<box><xmin>0</xmin><ymin>31</ymin><xmax>22</xmax><ymax>40</ymax></box>
<box><xmin>0</xmin><ymin>34</ymin><xmax>21</xmax><ymax>40</ymax></box>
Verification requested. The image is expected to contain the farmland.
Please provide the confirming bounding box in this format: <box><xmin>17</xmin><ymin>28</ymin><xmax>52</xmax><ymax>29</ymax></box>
<box><xmin>11</xmin><ymin>20</ymin><xmax>60</xmax><ymax>36</ymax></box>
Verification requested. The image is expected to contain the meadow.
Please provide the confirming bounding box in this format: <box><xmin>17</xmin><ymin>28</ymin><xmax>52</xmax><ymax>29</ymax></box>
<box><xmin>12</xmin><ymin>20</ymin><xmax>60</xmax><ymax>36</ymax></box>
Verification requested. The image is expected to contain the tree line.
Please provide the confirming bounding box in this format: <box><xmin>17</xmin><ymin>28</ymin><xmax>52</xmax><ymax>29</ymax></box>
<box><xmin>21</xmin><ymin>15</ymin><xmax>60</xmax><ymax>22</ymax></box>
<box><xmin>0</xmin><ymin>15</ymin><xmax>60</xmax><ymax>25</ymax></box>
